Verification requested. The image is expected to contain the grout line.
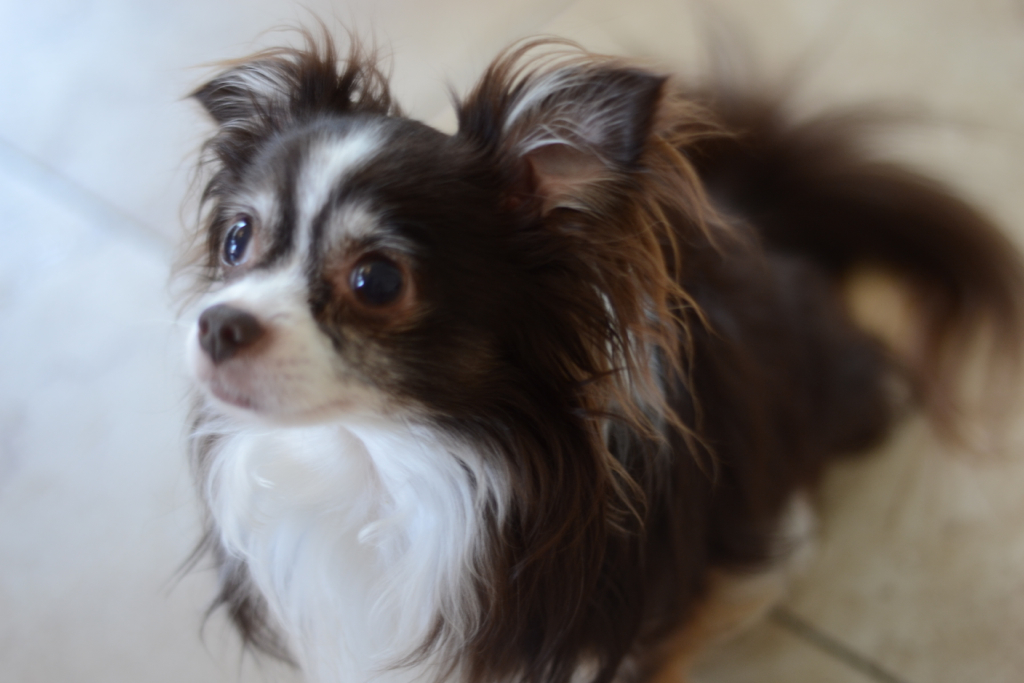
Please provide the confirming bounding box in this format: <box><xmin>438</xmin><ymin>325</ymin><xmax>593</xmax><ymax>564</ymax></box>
<box><xmin>770</xmin><ymin>607</ymin><xmax>912</xmax><ymax>683</ymax></box>
<box><xmin>0</xmin><ymin>137</ymin><xmax>174</xmax><ymax>257</ymax></box>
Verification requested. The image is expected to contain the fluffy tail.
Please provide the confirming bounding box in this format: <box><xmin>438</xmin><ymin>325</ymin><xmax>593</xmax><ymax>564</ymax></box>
<box><xmin>686</xmin><ymin>95</ymin><xmax>1024</xmax><ymax>430</ymax></box>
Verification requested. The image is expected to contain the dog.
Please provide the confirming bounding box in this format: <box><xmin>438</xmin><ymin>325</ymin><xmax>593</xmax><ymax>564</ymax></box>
<box><xmin>181</xmin><ymin>30</ymin><xmax>1024</xmax><ymax>683</ymax></box>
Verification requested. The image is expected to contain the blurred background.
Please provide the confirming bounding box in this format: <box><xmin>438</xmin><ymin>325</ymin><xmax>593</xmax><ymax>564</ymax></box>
<box><xmin>1</xmin><ymin>1</ymin><xmax>1024</xmax><ymax>681</ymax></box>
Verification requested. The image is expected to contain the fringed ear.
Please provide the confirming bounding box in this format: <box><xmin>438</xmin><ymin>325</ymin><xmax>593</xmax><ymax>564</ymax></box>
<box><xmin>193</xmin><ymin>54</ymin><xmax>303</xmax><ymax>127</ymax></box>
<box><xmin>457</xmin><ymin>42</ymin><xmax>666</xmax><ymax>213</ymax></box>
<box><xmin>192</xmin><ymin>31</ymin><xmax>396</xmax><ymax>171</ymax></box>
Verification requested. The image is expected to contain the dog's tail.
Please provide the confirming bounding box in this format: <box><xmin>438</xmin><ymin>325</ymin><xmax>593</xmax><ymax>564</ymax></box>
<box><xmin>686</xmin><ymin>95</ymin><xmax>1024</xmax><ymax>433</ymax></box>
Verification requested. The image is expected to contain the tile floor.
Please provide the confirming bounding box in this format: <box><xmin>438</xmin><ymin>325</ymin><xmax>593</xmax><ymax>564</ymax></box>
<box><xmin>1</xmin><ymin>1</ymin><xmax>1023</xmax><ymax>682</ymax></box>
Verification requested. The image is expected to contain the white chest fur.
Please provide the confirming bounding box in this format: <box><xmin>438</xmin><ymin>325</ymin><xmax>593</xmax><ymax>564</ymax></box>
<box><xmin>203</xmin><ymin>417</ymin><xmax>507</xmax><ymax>683</ymax></box>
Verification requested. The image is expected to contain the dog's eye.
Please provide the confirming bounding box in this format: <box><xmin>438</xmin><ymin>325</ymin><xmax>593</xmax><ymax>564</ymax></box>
<box><xmin>350</xmin><ymin>257</ymin><xmax>404</xmax><ymax>307</ymax></box>
<box><xmin>222</xmin><ymin>216</ymin><xmax>253</xmax><ymax>266</ymax></box>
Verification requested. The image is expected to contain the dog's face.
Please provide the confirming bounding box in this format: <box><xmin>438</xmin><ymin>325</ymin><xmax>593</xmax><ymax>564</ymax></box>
<box><xmin>188</xmin><ymin>114</ymin><xmax>520</xmax><ymax>422</ymax></box>
<box><xmin>186</xmin><ymin>39</ymin><xmax>669</xmax><ymax>426</ymax></box>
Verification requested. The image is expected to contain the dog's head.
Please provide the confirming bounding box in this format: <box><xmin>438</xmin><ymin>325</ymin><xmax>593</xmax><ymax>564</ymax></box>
<box><xmin>184</xmin><ymin>34</ymin><xmax>696</xmax><ymax>430</ymax></box>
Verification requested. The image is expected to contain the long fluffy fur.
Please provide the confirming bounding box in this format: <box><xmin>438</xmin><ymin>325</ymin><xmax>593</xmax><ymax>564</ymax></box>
<box><xmin>181</xmin><ymin>30</ymin><xmax>1024</xmax><ymax>683</ymax></box>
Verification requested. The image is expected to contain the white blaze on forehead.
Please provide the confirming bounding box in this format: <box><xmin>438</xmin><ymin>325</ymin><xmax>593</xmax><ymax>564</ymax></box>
<box><xmin>325</xmin><ymin>202</ymin><xmax>381</xmax><ymax>247</ymax></box>
<box><xmin>295</xmin><ymin>127</ymin><xmax>382</xmax><ymax>255</ymax></box>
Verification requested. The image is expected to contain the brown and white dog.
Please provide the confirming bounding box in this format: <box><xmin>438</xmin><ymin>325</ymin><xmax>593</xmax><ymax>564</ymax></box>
<box><xmin>181</xmin><ymin>31</ymin><xmax>1024</xmax><ymax>683</ymax></box>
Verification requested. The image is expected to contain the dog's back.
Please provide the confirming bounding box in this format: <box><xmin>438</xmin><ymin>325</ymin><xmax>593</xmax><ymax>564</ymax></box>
<box><xmin>622</xmin><ymin>89</ymin><xmax>1024</xmax><ymax>676</ymax></box>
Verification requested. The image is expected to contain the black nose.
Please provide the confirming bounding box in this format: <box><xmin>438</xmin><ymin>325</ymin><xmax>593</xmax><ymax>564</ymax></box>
<box><xmin>197</xmin><ymin>304</ymin><xmax>265</xmax><ymax>364</ymax></box>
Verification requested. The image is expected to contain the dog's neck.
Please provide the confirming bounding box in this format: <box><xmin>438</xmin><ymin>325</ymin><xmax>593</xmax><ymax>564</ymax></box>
<box><xmin>204</xmin><ymin>415</ymin><xmax>507</xmax><ymax>683</ymax></box>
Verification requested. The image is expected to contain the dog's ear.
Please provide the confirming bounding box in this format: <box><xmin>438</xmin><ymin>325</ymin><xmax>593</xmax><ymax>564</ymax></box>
<box><xmin>458</xmin><ymin>48</ymin><xmax>666</xmax><ymax>213</ymax></box>
<box><xmin>192</xmin><ymin>33</ymin><xmax>394</xmax><ymax>133</ymax></box>
<box><xmin>191</xmin><ymin>33</ymin><xmax>395</xmax><ymax>177</ymax></box>
<box><xmin>192</xmin><ymin>55</ymin><xmax>305</xmax><ymax>128</ymax></box>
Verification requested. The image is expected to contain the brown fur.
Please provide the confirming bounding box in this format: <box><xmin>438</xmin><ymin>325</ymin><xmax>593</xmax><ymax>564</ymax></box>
<box><xmin>183</xmin><ymin>31</ymin><xmax>1024</xmax><ymax>683</ymax></box>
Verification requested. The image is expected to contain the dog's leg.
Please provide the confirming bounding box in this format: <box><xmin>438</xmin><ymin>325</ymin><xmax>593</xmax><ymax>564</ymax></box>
<box><xmin>650</xmin><ymin>566</ymin><xmax>790</xmax><ymax>683</ymax></box>
<box><xmin>650</xmin><ymin>495</ymin><xmax>816</xmax><ymax>683</ymax></box>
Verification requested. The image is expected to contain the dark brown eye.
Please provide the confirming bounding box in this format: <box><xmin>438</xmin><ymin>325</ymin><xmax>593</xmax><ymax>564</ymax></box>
<box><xmin>222</xmin><ymin>215</ymin><xmax>253</xmax><ymax>266</ymax></box>
<box><xmin>350</xmin><ymin>257</ymin><xmax>404</xmax><ymax>306</ymax></box>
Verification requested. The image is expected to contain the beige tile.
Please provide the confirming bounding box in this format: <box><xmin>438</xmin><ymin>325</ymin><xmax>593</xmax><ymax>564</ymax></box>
<box><xmin>693</xmin><ymin>618</ymin><xmax>867</xmax><ymax>683</ymax></box>
<box><xmin>783</xmin><ymin>418</ymin><xmax>1024</xmax><ymax>682</ymax></box>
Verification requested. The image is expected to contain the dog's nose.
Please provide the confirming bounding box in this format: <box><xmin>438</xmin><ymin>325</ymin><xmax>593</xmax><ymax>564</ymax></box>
<box><xmin>197</xmin><ymin>304</ymin><xmax>265</xmax><ymax>364</ymax></box>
